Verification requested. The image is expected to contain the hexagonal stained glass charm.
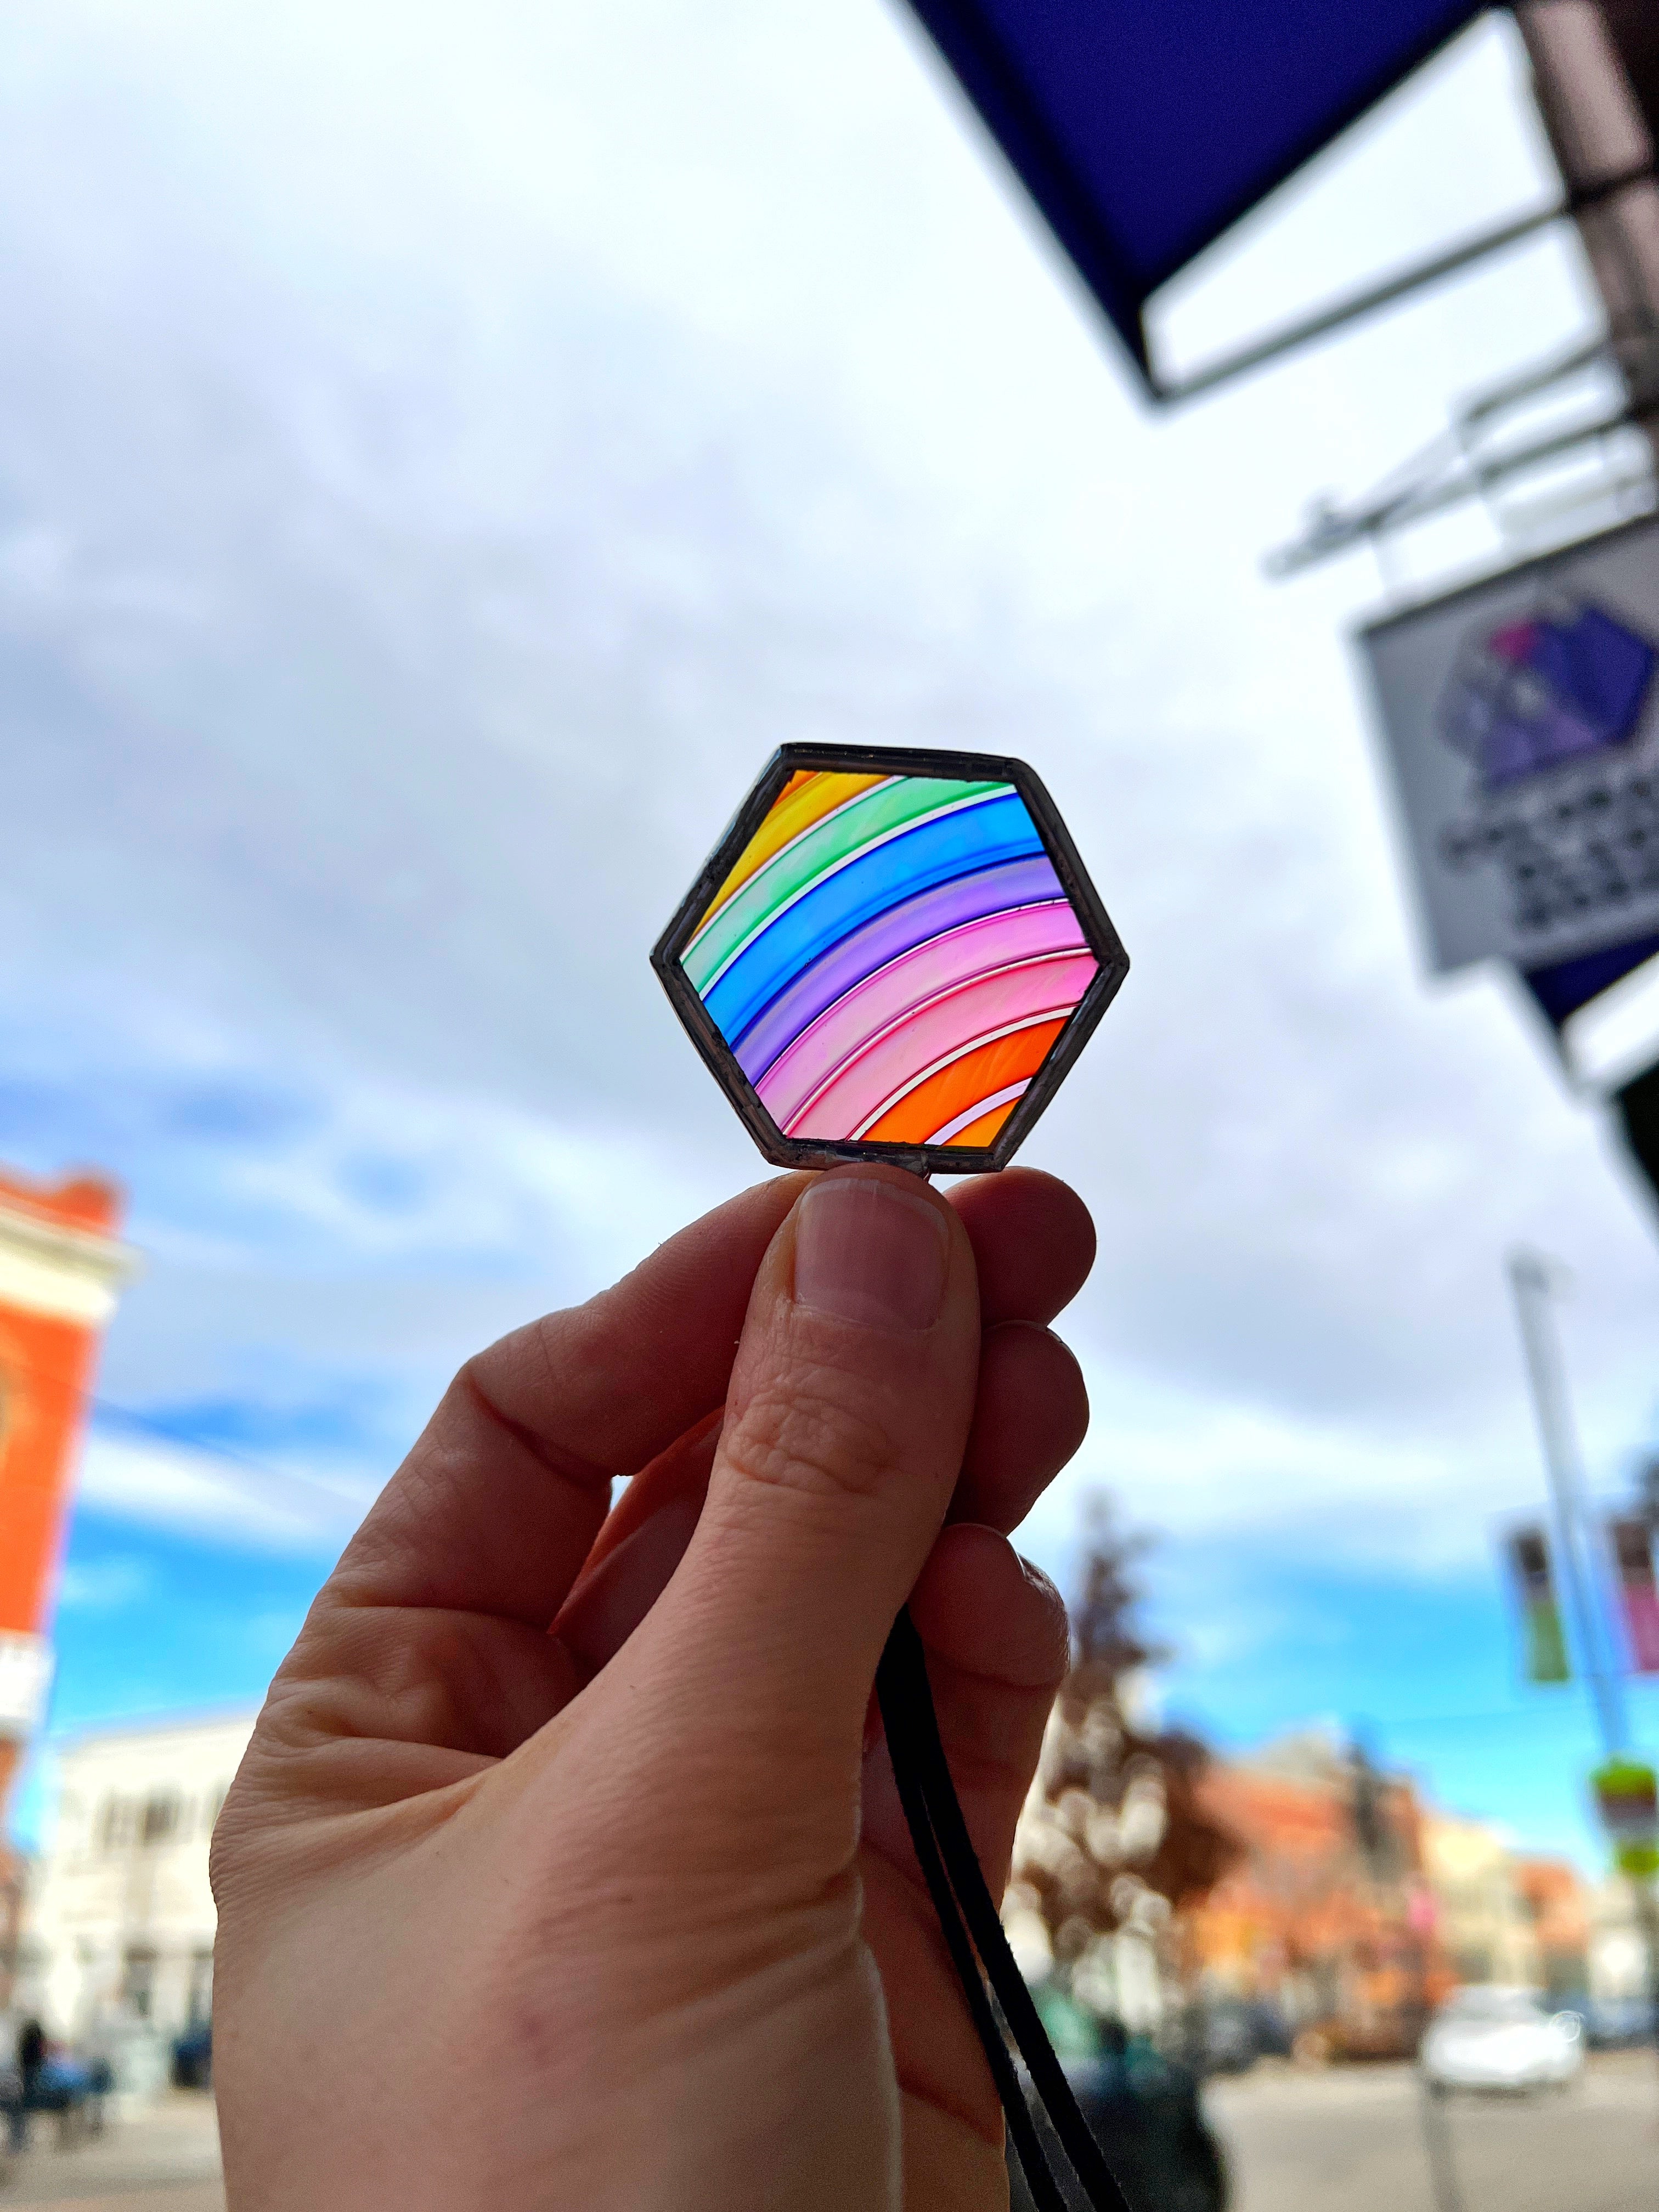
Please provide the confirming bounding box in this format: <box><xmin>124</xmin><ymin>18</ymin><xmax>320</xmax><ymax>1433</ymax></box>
<box><xmin>652</xmin><ymin>744</ymin><xmax>1128</xmax><ymax>1173</ymax></box>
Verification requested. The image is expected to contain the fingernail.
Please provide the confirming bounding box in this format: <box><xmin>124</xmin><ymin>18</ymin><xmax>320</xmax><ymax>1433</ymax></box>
<box><xmin>794</xmin><ymin>1176</ymin><xmax>950</xmax><ymax>1334</ymax></box>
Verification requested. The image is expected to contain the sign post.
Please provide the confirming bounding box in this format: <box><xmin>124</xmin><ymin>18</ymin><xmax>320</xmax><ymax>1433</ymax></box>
<box><xmin>1506</xmin><ymin>1253</ymin><xmax>1659</xmax><ymax>2078</ymax></box>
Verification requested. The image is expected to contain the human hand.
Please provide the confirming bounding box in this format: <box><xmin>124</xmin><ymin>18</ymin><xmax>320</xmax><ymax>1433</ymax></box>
<box><xmin>211</xmin><ymin>1163</ymin><xmax>1094</xmax><ymax>2211</ymax></box>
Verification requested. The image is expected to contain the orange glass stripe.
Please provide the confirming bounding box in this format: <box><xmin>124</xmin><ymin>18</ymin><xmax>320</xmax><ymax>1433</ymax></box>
<box><xmin>696</xmin><ymin>771</ymin><xmax>888</xmax><ymax>931</ymax></box>
<box><xmin>862</xmin><ymin>1018</ymin><xmax>1066</xmax><ymax>1144</ymax></box>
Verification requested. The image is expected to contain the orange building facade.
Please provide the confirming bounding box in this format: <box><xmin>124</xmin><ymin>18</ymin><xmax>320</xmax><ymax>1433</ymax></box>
<box><xmin>0</xmin><ymin>1169</ymin><xmax>132</xmax><ymax>1817</ymax></box>
<box><xmin>1181</xmin><ymin>1739</ymin><xmax>1455</xmax><ymax>2059</ymax></box>
<box><xmin>1514</xmin><ymin>1854</ymin><xmax>1593</xmax><ymax>2000</ymax></box>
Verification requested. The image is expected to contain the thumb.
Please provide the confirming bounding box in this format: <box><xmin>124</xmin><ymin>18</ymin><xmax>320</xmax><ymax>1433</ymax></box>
<box><xmin>647</xmin><ymin>1163</ymin><xmax>980</xmax><ymax>1781</ymax></box>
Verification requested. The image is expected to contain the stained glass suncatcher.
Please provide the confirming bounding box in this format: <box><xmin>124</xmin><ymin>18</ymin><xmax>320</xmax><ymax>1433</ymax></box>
<box><xmin>653</xmin><ymin>745</ymin><xmax>1128</xmax><ymax>1173</ymax></box>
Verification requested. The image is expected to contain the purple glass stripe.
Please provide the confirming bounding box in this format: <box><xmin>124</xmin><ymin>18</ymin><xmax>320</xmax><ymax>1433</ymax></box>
<box><xmin>736</xmin><ymin>854</ymin><xmax>1065</xmax><ymax>1085</ymax></box>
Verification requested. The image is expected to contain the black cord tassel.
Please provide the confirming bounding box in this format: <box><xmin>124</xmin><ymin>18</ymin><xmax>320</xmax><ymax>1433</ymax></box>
<box><xmin>876</xmin><ymin>1607</ymin><xmax>1134</xmax><ymax>2212</ymax></box>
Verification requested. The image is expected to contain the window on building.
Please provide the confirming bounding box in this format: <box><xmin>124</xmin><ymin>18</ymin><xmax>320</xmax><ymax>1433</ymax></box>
<box><xmin>122</xmin><ymin>1946</ymin><xmax>157</xmax><ymax>2020</ymax></box>
<box><xmin>99</xmin><ymin>1796</ymin><xmax>136</xmax><ymax>1852</ymax></box>
<box><xmin>188</xmin><ymin>1949</ymin><xmax>214</xmax><ymax>2028</ymax></box>
<box><xmin>140</xmin><ymin>1791</ymin><xmax>182</xmax><ymax>1847</ymax></box>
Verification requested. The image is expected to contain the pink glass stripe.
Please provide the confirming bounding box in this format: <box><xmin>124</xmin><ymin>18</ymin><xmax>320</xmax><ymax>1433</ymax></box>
<box><xmin>786</xmin><ymin>950</ymin><xmax>1098</xmax><ymax>1140</ymax></box>
<box><xmin>757</xmin><ymin>901</ymin><xmax>1085</xmax><ymax>1131</ymax></box>
<box><xmin>928</xmin><ymin>1080</ymin><xmax>1030</xmax><ymax>1146</ymax></box>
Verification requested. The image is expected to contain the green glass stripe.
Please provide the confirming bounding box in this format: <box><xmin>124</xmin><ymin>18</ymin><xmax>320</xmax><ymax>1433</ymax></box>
<box><xmin>685</xmin><ymin>777</ymin><xmax>1010</xmax><ymax>991</ymax></box>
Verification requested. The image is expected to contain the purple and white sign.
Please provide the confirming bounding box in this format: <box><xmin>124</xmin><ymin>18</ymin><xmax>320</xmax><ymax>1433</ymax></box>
<box><xmin>1359</xmin><ymin>517</ymin><xmax>1659</xmax><ymax>974</ymax></box>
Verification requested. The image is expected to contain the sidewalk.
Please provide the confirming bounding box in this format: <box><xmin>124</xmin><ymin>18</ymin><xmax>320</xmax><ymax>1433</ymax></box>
<box><xmin>0</xmin><ymin>2092</ymin><xmax>223</xmax><ymax>2209</ymax></box>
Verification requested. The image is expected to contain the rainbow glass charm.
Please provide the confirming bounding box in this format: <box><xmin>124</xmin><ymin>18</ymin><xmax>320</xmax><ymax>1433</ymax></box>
<box><xmin>653</xmin><ymin>745</ymin><xmax>1128</xmax><ymax>1173</ymax></box>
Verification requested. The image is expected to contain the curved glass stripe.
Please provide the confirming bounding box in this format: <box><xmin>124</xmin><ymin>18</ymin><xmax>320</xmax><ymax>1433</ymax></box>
<box><xmin>929</xmin><ymin>1080</ymin><xmax>1030</xmax><ymax>1146</ymax></box>
<box><xmin>933</xmin><ymin>1096</ymin><xmax>1022</xmax><ymax>1149</ymax></box>
<box><xmin>758</xmin><ymin>905</ymin><xmax>1088</xmax><ymax>1130</ymax></box>
<box><xmin>929</xmin><ymin>1084</ymin><xmax>1035</xmax><ymax>1150</ymax></box>
<box><xmin>685</xmin><ymin>776</ymin><xmax>1009</xmax><ymax>992</ymax></box>
<box><xmin>789</xmin><ymin>953</ymin><xmax>1096</xmax><ymax>1139</ymax></box>
<box><xmin>697</xmin><ymin>770</ymin><xmax>888</xmax><ymax>930</ymax></box>
<box><xmin>861</xmin><ymin>1018</ymin><xmax>1068</xmax><ymax>1144</ymax></box>
<box><xmin>733</xmin><ymin>854</ymin><xmax>1065</xmax><ymax>1086</ymax></box>
<box><xmin>703</xmin><ymin>792</ymin><xmax>1043</xmax><ymax>1047</ymax></box>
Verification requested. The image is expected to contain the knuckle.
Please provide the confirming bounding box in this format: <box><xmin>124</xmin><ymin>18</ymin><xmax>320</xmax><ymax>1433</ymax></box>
<box><xmin>723</xmin><ymin>1364</ymin><xmax>904</xmax><ymax>1503</ymax></box>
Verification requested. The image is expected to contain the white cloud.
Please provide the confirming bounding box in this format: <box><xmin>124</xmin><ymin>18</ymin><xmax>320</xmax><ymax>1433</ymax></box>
<box><xmin>53</xmin><ymin>1558</ymin><xmax>154</xmax><ymax>1613</ymax></box>
<box><xmin>76</xmin><ymin>1428</ymin><xmax>368</xmax><ymax>1555</ymax></box>
<box><xmin>2</xmin><ymin>0</ymin><xmax>1656</xmax><ymax>1593</ymax></box>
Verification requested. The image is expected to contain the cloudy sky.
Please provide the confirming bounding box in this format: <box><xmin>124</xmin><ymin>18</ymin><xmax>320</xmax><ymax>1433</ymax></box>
<box><xmin>5</xmin><ymin>0</ymin><xmax>1658</xmax><ymax>1859</ymax></box>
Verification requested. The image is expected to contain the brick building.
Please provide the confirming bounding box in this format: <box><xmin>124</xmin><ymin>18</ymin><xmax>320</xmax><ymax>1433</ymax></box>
<box><xmin>0</xmin><ymin>1836</ymin><xmax>23</xmax><ymax>2014</ymax></box>
<box><xmin>1181</xmin><ymin>1730</ymin><xmax>1452</xmax><ymax>2057</ymax></box>
<box><xmin>0</xmin><ymin>1167</ymin><xmax>132</xmax><ymax>1818</ymax></box>
<box><xmin>1514</xmin><ymin>1854</ymin><xmax>1592</xmax><ymax>2000</ymax></box>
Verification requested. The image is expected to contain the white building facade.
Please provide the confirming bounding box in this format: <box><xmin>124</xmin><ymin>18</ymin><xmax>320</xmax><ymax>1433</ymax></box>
<box><xmin>17</xmin><ymin>1713</ymin><xmax>255</xmax><ymax>2045</ymax></box>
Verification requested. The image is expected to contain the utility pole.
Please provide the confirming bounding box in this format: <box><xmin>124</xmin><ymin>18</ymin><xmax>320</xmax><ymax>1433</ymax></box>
<box><xmin>1506</xmin><ymin>1250</ymin><xmax>1659</xmax><ymax>2084</ymax></box>
<box><xmin>1508</xmin><ymin>1252</ymin><xmax>1628</xmax><ymax>1751</ymax></box>
<box><xmin>1417</xmin><ymin>2075</ymin><xmax>1468</xmax><ymax>2212</ymax></box>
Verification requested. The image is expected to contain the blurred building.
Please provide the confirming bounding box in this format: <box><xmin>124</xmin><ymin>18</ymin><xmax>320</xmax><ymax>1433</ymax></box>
<box><xmin>0</xmin><ymin>1837</ymin><xmax>24</xmax><ymax>2012</ymax></box>
<box><xmin>14</xmin><ymin>1713</ymin><xmax>254</xmax><ymax>2043</ymax></box>
<box><xmin>1513</xmin><ymin>1854</ymin><xmax>1592</xmax><ymax>2003</ymax></box>
<box><xmin>1419</xmin><ymin>1818</ymin><xmax>1593</xmax><ymax>2001</ymax></box>
<box><xmin>1181</xmin><ymin>1729</ymin><xmax>1449</xmax><ymax>2058</ymax></box>
<box><xmin>0</xmin><ymin>1167</ymin><xmax>133</xmax><ymax>1817</ymax></box>
<box><xmin>1587</xmin><ymin>1875</ymin><xmax>1656</xmax><ymax>2006</ymax></box>
<box><xmin>1420</xmin><ymin>1813</ymin><xmax>1543</xmax><ymax>1987</ymax></box>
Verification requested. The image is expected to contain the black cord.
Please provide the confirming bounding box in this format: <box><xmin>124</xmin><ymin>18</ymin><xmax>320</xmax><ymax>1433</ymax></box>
<box><xmin>876</xmin><ymin>1608</ymin><xmax>1133</xmax><ymax>2212</ymax></box>
<box><xmin>877</xmin><ymin>1643</ymin><xmax>1071</xmax><ymax>2211</ymax></box>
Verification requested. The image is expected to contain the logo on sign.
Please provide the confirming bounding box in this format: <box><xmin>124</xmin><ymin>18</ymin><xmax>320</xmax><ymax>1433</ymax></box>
<box><xmin>1437</xmin><ymin>598</ymin><xmax>1659</xmax><ymax>939</ymax></box>
<box><xmin>1442</xmin><ymin>605</ymin><xmax>1656</xmax><ymax>793</ymax></box>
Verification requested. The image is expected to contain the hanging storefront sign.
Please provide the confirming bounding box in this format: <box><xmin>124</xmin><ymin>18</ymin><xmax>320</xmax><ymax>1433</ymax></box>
<box><xmin>1609</xmin><ymin>1516</ymin><xmax>1659</xmax><ymax>1674</ymax></box>
<box><xmin>1505</xmin><ymin>1524</ymin><xmax>1571</xmax><ymax>1684</ymax></box>
<box><xmin>1358</xmin><ymin>516</ymin><xmax>1659</xmax><ymax>977</ymax></box>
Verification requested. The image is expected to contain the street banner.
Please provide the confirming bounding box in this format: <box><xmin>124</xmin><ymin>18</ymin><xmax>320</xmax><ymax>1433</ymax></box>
<box><xmin>1506</xmin><ymin>1525</ymin><xmax>1570</xmax><ymax>1683</ymax></box>
<box><xmin>1592</xmin><ymin>1756</ymin><xmax>1659</xmax><ymax>1878</ymax></box>
<box><xmin>1358</xmin><ymin>516</ymin><xmax>1659</xmax><ymax>976</ymax></box>
<box><xmin>1609</xmin><ymin>1516</ymin><xmax>1659</xmax><ymax>1673</ymax></box>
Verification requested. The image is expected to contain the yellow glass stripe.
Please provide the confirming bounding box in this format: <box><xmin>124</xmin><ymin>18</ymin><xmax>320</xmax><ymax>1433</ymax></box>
<box><xmin>697</xmin><ymin>771</ymin><xmax>887</xmax><ymax>931</ymax></box>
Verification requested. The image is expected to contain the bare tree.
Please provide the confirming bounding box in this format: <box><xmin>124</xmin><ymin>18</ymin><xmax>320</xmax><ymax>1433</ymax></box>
<box><xmin>1003</xmin><ymin>1498</ymin><xmax>1239</xmax><ymax>2017</ymax></box>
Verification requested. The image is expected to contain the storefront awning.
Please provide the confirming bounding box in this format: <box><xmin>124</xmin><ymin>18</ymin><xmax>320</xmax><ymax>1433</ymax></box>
<box><xmin>905</xmin><ymin>0</ymin><xmax>1489</xmax><ymax>390</ymax></box>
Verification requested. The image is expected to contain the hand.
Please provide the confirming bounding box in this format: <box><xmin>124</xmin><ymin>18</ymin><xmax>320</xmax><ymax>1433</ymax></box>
<box><xmin>211</xmin><ymin>1163</ymin><xmax>1094</xmax><ymax>2212</ymax></box>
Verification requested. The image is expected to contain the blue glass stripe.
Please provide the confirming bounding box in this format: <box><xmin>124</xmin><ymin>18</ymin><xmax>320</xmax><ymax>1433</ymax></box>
<box><xmin>733</xmin><ymin>855</ymin><xmax>1066</xmax><ymax>1084</ymax></box>
<box><xmin>702</xmin><ymin>791</ymin><xmax>1044</xmax><ymax>1048</ymax></box>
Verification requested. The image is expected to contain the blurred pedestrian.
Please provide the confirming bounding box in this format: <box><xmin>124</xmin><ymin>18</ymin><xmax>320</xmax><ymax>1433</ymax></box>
<box><xmin>8</xmin><ymin>2017</ymin><xmax>46</xmax><ymax>2155</ymax></box>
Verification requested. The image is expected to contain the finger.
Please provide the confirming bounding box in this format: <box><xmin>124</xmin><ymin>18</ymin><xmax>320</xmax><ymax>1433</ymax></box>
<box><xmin>640</xmin><ymin>1163</ymin><xmax>981</xmax><ymax>1788</ymax></box>
<box><xmin>561</xmin><ymin>1308</ymin><xmax>1085</xmax><ymax>1674</ymax></box>
<box><xmin>571</xmin><ymin>1413</ymin><xmax>721</xmax><ymax>1587</ymax></box>
<box><xmin>951</xmin><ymin>1321</ymin><xmax>1089</xmax><ymax>1533</ymax></box>
<box><xmin>556</xmin><ymin>1493</ymin><xmax>702</xmax><ymax>1685</ymax></box>
<box><xmin>323</xmin><ymin>1172</ymin><xmax>809</xmax><ymax>1628</ymax></box>
<box><xmin>862</xmin><ymin>1523</ymin><xmax>1068</xmax><ymax>1894</ymax></box>
<box><xmin>553</xmin><ymin>1410</ymin><xmax>722</xmax><ymax>1679</ymax></box>
<box><xmin>947</xmin><ymin>1168</ymin><xmax>1095</xmax><ymax>1326</ymax></box>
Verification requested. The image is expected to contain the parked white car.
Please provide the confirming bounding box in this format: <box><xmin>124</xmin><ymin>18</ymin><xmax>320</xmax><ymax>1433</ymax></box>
<box><xmin>1420</xmin><ymin>1987</ymin><xmax>1584</xmax><ymax>2094</ymax></box>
